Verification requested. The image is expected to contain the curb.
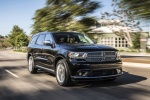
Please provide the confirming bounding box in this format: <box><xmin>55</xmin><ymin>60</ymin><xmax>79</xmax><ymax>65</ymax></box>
<box><xmin>123</xmin><ymin>62</ymin><xmax>150</xmax><ymax>69</ymax></box>
<box><xmin>11</xmin><ymin>50</ymin><xmax>27</xmax><ymax>55</ymax></box>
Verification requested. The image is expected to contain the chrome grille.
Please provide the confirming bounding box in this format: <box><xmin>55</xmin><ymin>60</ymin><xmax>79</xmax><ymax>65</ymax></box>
<box><xmin>104</xmin><ymin>57</ymin><xmax>116</xmax><ymax>61</ymax></box>
<box><xmin>104</xmin><ymin>51</ymin><xmax>116</xmax><ymax>56</ymax></box>
<box><xmin>86</xmin><ymin>51</ymin><xmax>116</xmax><ymax>62</ymax></box>
<box><xmin>86</xmin><ymin>57</ymin><xmax>103</xmax><ymax>62</ymax></box>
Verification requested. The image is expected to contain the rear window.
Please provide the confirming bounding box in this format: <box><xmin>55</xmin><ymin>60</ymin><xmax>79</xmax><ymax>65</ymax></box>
<box><xmin>36</xmin><ymin>34</ymin><xmax>45</xmax><ymax>45</ymax></box>
<box><xmin>30</xmin><ymin>35</ymin><xmax>38</xmax><ymax>44</ymax></box>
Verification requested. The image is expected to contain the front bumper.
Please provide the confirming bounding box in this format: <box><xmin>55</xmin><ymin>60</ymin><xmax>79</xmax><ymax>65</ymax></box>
<box><xmin>71</xmin><ymin>71</ymin><xmax>123</xmax><ymax>81</ymax></box>
<box><xmin>67</xmin><ymin>61</ymin><xmax>122</xmax><ymax>81</ymax></box>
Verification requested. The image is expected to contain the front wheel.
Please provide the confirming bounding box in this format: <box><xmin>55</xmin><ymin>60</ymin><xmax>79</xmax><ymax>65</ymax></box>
<box><xmin>56</xmin><ymin>59</ymin><xmax>72</xmax><ymax>86</ymax></box>
<box><xmin>28</xmin><ymin>56</ymin><xmax>38</xmax><ymax>74</ymax></box>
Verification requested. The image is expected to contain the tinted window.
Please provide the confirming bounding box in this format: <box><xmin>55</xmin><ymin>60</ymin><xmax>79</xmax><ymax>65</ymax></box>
<box><xmin>36</xmin><ymin>35</ymin><xmax>45</xmax><ymax>45</ymax></box>
<box><xmin>45</xmin><ymin>34</ymin><xmax>53</xmax><ymax>41</ymax></box>
<box><xmin>53</xmin><ymin>33</ymin><xmax>94</xmax><ymax>44</ymax></box>
<box><xmin>30</xmin><ymin>35</ymin><xmax>38</xmax><ymax>44</ymax></box>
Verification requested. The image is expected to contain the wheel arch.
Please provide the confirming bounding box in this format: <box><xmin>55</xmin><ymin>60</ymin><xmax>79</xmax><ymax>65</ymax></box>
<box><xmin>54</xmin><ymin>54</ymin><xmax>66</xmax><ymax>70</ymax></box>
<box><xmin>27</xmin><ymin>53</ymin><xmax>33</xmax><ymax>61</ymax></box>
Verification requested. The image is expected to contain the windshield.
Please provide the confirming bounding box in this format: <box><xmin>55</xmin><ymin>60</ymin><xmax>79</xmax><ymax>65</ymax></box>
<box><xmin>53</xmin><ymin>33</ymin><xmax>94</xmax><ymax>44</ymax></box>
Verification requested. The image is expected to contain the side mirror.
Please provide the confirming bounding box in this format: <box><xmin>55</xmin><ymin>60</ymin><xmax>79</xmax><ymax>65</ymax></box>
<box><xmin>44</xmin><ymin>40</ymin><xmax>52</xmax><ymax>46</ymax></box>
<box><xmin>93</xmin><ymin>40</ymin><xmax>97</xmax><ymax>44</ymax></box>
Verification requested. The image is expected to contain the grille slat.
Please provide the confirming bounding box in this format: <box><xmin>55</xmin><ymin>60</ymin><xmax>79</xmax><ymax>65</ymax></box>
<box><xmin>86</xmin><ymin>51</ymin><xmax>116</xmax><ymax>62</ymax></box>
<box><xmin>89</xmin><ymin>69</ymin><xmax>117</xmax><ymax>77</ymax></box>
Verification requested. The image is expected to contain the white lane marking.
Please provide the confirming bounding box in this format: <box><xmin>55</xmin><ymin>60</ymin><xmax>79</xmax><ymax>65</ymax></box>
<box><xmin>5</xmin><ymin>69</ymin><xmax>39</xmax><ymax>90</ymax></box>
<box><xmin>26</xmin><ymin>83</ymin><xmax>39</xmax><ymax>90</ymax></box>
<box><xmin>5</xmin><ymin>70</ymin><xmax>19</xmax><ymax>78</ymax></box>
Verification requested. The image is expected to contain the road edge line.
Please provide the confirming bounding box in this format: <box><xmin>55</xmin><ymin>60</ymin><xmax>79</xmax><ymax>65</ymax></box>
<box><xmin>5</xmin><ymin>70</ymin><xmax>19</xmax><ymax>78</ymax></box>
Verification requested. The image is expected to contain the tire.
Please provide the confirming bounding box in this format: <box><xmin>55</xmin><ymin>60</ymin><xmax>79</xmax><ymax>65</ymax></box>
<box><xmin>56</xmin><ymin>59</ymin><xmax>72</xmax><ymax>86</ymax></box>
<box><xmin>28</xmin><ymin>56</ymin><xmax>38</xmax><ymax>74</ymax></box>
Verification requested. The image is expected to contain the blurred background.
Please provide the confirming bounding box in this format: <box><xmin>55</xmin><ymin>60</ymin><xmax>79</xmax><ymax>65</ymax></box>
<box><xmin>0</xmin><ymin>0</ymin><xmax>150</xmax><ymax>100</ymax></box>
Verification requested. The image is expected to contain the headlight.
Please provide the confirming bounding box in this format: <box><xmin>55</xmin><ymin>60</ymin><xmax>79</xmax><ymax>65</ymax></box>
<box><xmin>116</xmin><ymin>51</ymin><xmax>121</xmax><ymax>60</ymax></box>
<box><xmin>68</xmin><ymin>52</ymin><xmax>87</xmax><ymax>59</ymax></box>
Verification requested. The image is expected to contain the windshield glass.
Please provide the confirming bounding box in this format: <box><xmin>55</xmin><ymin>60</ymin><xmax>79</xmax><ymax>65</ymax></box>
<box><xmin>53</xmin><ymin>33</ymin><xmax>94</xmax><ymax>44</ymax></box>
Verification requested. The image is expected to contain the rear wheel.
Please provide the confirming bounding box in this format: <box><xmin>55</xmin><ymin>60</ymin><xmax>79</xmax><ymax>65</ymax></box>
<box><xmin>28</xmin><ymin>56</ymin><xmax>38</xmax><ymax>74</ymax></box>
<box><xmin>56</xmin><ymin>59</ymin><xmax>72</xmax><ymax>86</ymax></box>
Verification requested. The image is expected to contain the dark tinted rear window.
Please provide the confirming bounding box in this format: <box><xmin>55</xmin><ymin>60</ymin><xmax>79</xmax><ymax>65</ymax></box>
<box><xmin>30</xmin><ymin>35</ymin><xmax>38</xmax><ymax>44</ymax></box>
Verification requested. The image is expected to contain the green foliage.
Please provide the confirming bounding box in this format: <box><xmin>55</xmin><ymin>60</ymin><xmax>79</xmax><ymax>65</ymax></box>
<box><xmin>132</xmin><ymin>33</ymin><xmax>140</xmax><ymax>50</ymax></box>
<box><xmin>9</xmin><ymin>25</ymin><xmax>29</xmax><ymax>47</ymax></box>
<box><xmin>146</xmin><ymin>47</ymin><xmax>150</xmax><ymax>53</ymax></box>
<box><xmin>15</xmin><ymin>32</ymin><xmax>29</xmax><ymax>47</ymax></box>
<box><xmin>0</xmin><ymin>36</ymin><xmax>11</xmax><ymax>49</ymax></box>
<box><xmin>3</xmin><ymin>38</ymin><xmax>11</xmax><ymax>47</ymax></box>
<box><xmin>122</xmin><ymin>0</ymin><xmax>150</xmax><ymax>20</ymax></box>
<box><xmin>0</xmin><ymin>35</ymin><xmax>4</xmax><ymax>38</ymax></box>
<box><xmin>32</xmin><ymin>0</ymin><xmax>101</xmax><ymax>34</ymax></box>
<box><xmin>0</xmin><ymin>39</ymin><xmax>3</xmax><ymax>49</ymax></box>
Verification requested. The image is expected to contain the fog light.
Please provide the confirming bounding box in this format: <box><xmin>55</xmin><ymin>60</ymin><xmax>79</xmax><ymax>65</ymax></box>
<box><xmin>116</xmin><ymin>69</ymin><xmax>121</xmax><ymax>74</ymax></box>
<box><xmin>79</xmin><ymin>72</ymin><xmax>82</xmax><ymax>76</ymax></box>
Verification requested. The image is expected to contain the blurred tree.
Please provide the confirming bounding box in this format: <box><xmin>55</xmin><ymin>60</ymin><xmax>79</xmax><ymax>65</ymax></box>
<box><xmin>0</xmin><ymin>35</ymin><xmax>11</xmax><ymax>49</ymax></box>
<box><xmin>32</xmin><ymin>0</ymin><xmax>101</xmax><ymax>34</ymax></box>
<box><xmin>3</xmin><ymin>38</ymin><xmax>11</xmax><ymax>48</ymax></box>
<box><xmin>132</xmin><ymin>32</ymin><xmax>140</xmax><ymax>51</ymax></box>
<box><xmin>122</xmin><ymin>0</ymin><xmax>150</xmax><ymax>20</ymax></box>
<box><xmin>15</xmin><ymin>32</ymin><xmax>29</xmax><ymax>47</ymax></box>
<box><xmin>100</xmin><ymin>0</ymin><xmax>142</xmax><ymax>47</ymax></box>
<box><xmin>9</xmin><ymin>25</ymin><xmax>29</xmax><ymax>48</ymax></box>
<box><xmin>0</xmin><ymin>35</ymin><xmax>4</xmax><ymax>39</ymax></box>
<box><xmin>0</xmin><ymin>35</ymin><xmax>4</xmax><ymax>49</ymax></box>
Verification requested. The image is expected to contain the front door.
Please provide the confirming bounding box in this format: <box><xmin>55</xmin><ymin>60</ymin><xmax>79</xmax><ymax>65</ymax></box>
<box><xmin>42</xmin><ymin>33</ymin><xmax>57</xmax><ymax>72</ymax></box>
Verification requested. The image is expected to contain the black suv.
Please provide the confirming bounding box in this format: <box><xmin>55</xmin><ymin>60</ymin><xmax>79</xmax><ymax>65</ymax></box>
<box><xmin>27</xmin><ymin>32</ymin><xmax>122</xmax><ymax>86</ymax></box>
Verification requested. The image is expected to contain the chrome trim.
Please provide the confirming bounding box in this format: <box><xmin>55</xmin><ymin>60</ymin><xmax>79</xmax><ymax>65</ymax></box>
<box><xmin>36</xmin><ymin>57</ymin><xmax>47</xmax><ymax>61</ymax></box>
<box><xmin>71</xmin><ymin>73</ymin><xmax>123</xmax><ymax>79</ymax></box>
<box><xmin>36</xmin><ymin>65</ymin><xmax>54</xmax><ymax>72</ymax></box>
<box><xmin>42</xmin><ymin>53</ymin><xmax>55</xmax><ymax>58</ymax></box>
<box><xmin>77</xmin><ymin>67</ymin><xmax>122</xmax><ymax>72</ymax></box>
<box><xmin>86</xmin><ymin>51</ymin><xmax>117</xmax><ymax>62</ymax></box>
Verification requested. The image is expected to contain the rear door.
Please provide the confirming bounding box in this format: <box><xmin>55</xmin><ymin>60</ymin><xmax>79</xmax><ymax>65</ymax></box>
<box><xmin>34</xmin><ymin>34</ymin><xmax>46</xmax><ymax>67</ymax></box>
<box><xmin>28</xmin><ymin>35</ymin><xmax>39</xmax><ymax>65</ymax></box>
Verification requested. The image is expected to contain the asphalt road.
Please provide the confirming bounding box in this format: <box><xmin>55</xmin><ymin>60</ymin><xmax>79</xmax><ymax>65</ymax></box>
<box><xmin>121</xmin><ymin>55</ymin><xmax>150</xmax><ymax>64</ymax></box>
<box><xmin>0</xmin><ymin>50</ymin><xmax>150</xmax><ymax>100</ymax></box>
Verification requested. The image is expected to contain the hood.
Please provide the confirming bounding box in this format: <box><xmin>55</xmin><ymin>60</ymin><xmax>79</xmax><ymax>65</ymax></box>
<box><xmin>59</xmin><ymin>44</ymin><xmax>117</xmax><ymax>52</ymax></box>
